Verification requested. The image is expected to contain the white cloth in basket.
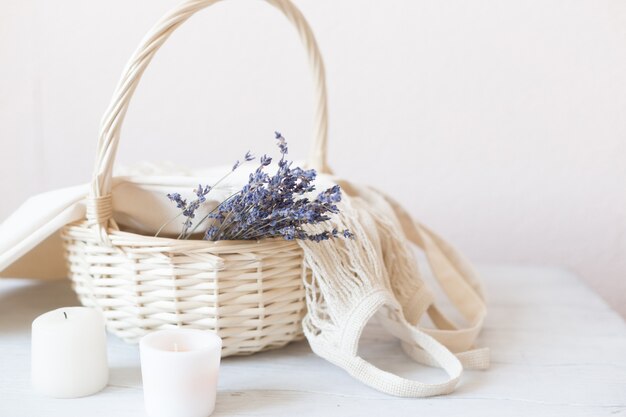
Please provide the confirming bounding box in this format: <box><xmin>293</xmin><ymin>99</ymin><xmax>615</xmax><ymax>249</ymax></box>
<box><xmin>0</xmin><ymin>164</ymin><xmax>255</xmax><ymax>278</ymax></box>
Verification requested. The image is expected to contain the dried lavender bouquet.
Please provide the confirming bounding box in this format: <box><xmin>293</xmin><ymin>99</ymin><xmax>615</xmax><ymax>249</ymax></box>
<box><xmin>161</xmin><ymin>132</ymin><xmax>352</xmax><ymax>242</ymax></box>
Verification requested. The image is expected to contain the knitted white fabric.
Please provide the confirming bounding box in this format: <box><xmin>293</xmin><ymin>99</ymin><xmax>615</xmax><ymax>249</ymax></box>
<box><xmin>297</xmin><ymin>177</ymin><xmax>488</xmax><ymax>397</ymax></box>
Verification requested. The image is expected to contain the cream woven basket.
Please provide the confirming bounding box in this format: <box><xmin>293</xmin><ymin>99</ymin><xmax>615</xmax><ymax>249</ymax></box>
<box><xmin>62</xmin><ymin>0</ymin><xmax>331</xmax><ymax>357</ymax></box>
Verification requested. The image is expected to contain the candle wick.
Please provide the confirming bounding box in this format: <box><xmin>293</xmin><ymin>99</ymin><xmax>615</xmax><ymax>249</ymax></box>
<box><xmin>63</xmin><ymin>312</ymin><xmax>67</xmax><ymax>319</ymax></box>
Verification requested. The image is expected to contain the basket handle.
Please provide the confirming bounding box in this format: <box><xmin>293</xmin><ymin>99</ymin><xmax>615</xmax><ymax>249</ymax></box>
<box><xmin>88</xmin><ymin>0</ymin><xmax>330</xmax><ymax>233</ymax></box>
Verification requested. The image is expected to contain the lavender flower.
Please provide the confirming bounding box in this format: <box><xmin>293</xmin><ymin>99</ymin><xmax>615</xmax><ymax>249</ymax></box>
<box><xmin>194</xmin><ymin>184</ymin><xmax>211</xmax><ymax>203</ymax></box>
<box><xmin>232</xmin><ymin>151</ymin><xmax>255</xmax><ymax>171</ymax></box>
<box><xmin>275</xmin><ymin>131</ymin><xmax>288</xmax><ymax>155</ymax></box>
<box><xmin>166</xmin><ymin>193</ymin><xmax>187</xmax><ymax>209</ymax></box>
<box><xmin>160</xmin><ymin>150</ymin><xmax>255</xmax><ymax>239</ymax></box>
<box><xmin>260</xmin><ymin>155</ymin><xmax>272</xmax><ymax>166</ymax></box>
<box><xmin>163</xmin><ymin>134</ymin><xmax>352</xmax><ymax>243</ymax></box>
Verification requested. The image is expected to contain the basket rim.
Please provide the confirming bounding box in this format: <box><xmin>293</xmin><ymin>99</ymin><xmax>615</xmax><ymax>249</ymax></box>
<box><xmin>63</xmin><ymin>221</ymin><xmax>299</xmax><ymax>250</ymax></box>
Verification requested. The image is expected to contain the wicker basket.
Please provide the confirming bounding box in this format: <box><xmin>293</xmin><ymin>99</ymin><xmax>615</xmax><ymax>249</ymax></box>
<box><xmin>62</xmin><ymin>0</ymin><xmax>331</xmax><ymax>356</ymax></box>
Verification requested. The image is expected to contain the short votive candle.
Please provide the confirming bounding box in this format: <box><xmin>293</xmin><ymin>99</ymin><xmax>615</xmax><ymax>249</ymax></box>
<box><xmin>140</xmin><ymin>329</ymin><xmax>222</xmax><ymax>417</ymax></box>
<box><xmin>31</xmin><ymin>307</ymin><xmax>108</xmax><ymax>398</ymax></box>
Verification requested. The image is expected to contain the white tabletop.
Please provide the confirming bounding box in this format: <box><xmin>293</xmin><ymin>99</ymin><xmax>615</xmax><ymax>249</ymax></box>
<box><xmin>1</xmin><ymin>266</ymin><xmax>625</xmax><ymax>417</ymax></box>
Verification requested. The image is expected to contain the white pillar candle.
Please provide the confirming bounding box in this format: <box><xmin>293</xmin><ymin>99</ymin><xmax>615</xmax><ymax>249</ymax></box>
<box><xmin>140</xmin><ymin>329</ymin><xmax>222</xmax><ymax>417</ymax></box>
<box><xmin>31</xmin><ymin>306</ymin><xmax>108</xmax><ymax>398</ymax></box>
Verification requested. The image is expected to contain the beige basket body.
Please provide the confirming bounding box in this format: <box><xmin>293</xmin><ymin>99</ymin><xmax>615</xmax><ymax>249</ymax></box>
<box><xmin>62</xmin><ymin>226</ymin><xmax>307</xmax><ymax>356</ymax></box>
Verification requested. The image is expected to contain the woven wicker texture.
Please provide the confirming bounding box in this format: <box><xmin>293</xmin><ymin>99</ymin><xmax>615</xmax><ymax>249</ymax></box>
<box><xmin>62</xmin><ymin>0</ymin><xmax>329</xmax><ymax>356</ymax></box>
<box><xmin>63</xmin><ymin>228</ymin><xmax>306</xmax><ymax>356</ymax></box>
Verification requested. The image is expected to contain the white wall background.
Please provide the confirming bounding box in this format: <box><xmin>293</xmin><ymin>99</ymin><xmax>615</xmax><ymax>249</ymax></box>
<box><xmin>1</xmin><ymin>0</ymin><xmax>625</xmax><ymax>316</ymax></box>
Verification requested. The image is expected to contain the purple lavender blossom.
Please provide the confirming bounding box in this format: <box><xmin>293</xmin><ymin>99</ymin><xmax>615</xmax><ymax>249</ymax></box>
<box><xmin>164</xmin><ymin>134</ymin><xmax>352</xmax><ymax>242</ymax></box>
<box><xmin>194</xmin><ymin>184</ymin><xmax>211</xmax><ymax>203</ymax></box>
<box><xmin>166</xmin><ymin>193</ymin><xmax>187</xmax><ymax>209</ymax></box>
<box><xmin>260</xmin><ymin>155</ymin><xmax>272</xmax><ymax>166</ymax></box>
<box><xmin>275</xmin><ymin>131</ymin><xmax>288</xmax><ymax>155</ymax></box>
<box><xmin>162</xmin><ymin>151</ymin><xmax>255</xmax><ymax>238</ymax></box>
